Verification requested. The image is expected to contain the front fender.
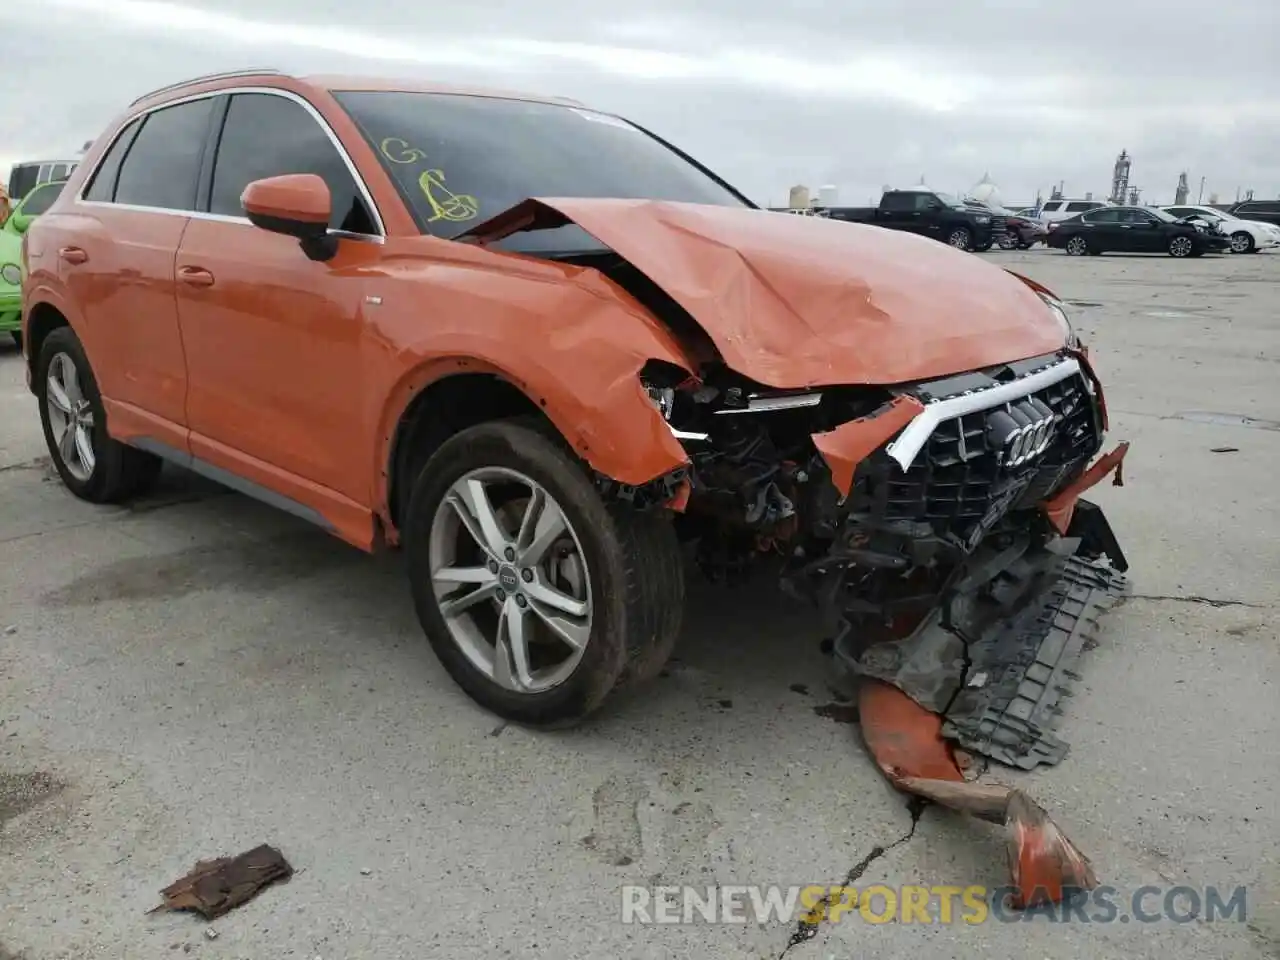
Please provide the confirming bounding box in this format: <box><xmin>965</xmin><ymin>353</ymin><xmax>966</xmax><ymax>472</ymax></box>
<box><xmin>367</xmin><ymin>250</ymin><xmax>698</xmax><ymax>519</ymax></box>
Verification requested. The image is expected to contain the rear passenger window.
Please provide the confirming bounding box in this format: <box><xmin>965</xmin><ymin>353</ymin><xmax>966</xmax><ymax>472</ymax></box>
<box><xmin>83</xmin><ymin>118</ymin><xmax>143</xmax><ymax>203</ymax></box>
<box><xmin>1065</xmin><ymin>201</ymin><xmax>1093</xmax><ymax>212</ymax></box>
<box><xmin>114</xmin><ymin>99</ymin><xmax>214</xmax><ymax>210</ymax></box>
<box><xmin>209</xmin><ymin>92</ymin><xmax>377</xmax><ymax>235</ymax></box>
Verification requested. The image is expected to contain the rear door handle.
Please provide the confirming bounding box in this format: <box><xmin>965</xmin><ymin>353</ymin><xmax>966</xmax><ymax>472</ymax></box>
<box><xmin>59</xmin><ymin>246</ymin><xmax>88</xmax><ymax>265</ymax></box>
<box><xmin>178</xmin><ymin>266</ymin><xmax>215</xmax><ymax>288</ymax></box>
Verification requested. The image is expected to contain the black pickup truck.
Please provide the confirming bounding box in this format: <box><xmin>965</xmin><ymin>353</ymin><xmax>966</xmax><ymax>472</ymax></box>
<box><xmin>815</xmin><ymin>189</ymin><xmax>1004</xmax><ymax>251</ymax></box>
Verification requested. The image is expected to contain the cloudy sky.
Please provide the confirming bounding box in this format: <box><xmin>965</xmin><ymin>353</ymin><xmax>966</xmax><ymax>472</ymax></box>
<box><xmin>3</xmin><ymin>0</ymin><xmax>1277</xmax><ymax>207</ymax></box>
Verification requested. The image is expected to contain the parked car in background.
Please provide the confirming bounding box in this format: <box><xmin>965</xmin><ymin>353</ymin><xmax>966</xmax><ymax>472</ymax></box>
<box><xmin>823</xmin><ymin>188</ymin><xmax>1003</xmax><ymax>251</ymax></box>
<box><xmin>20</xmin><ymin>69</ymin><xmax>1124</xmax><ymax>730</ymax></box>
<box><xmin>7</xmin><ymin>159</ymin><xmax>78</xmax><ymax>202</ymax></box>
<box><xmin>1046</xmin><ymin>205</ymin><xmax>1230</xmax><ymax>257</ymax></box>
<box><xmin>1224</xmin><ymin>199</ymin><xmax>1280</xmax><ymax>230</ymax></box>
<box><xmin>0</xmin><ymin>229</ymin><xmax>21</xmax><ymax>345</ymax></box>
<box><xmin>1037</xmin><ymin>199</ymin><xmax>1111</xmax><ymax>223</ymax></box>
<box><xmin>1160</xmin><ymin>204</ymin><xmax>1280</xmax><ymax>254</ymax></box>
<box><xmin>965</xmin><ymin>199</ymin><xmax>1047</xmax><ymax>249</ymax></box>
<box><xmin>2</xmin><ymin>179</ymin><xmax>66</xmax><ymax>236</ymax></box>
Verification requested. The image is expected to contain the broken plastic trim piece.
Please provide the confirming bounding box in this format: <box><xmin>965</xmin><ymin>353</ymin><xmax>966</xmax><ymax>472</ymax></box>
<box><xmin>713</xmin><ymin>392</ymin><xmax>823</xmax><ymax>414</ymax></box>
<box><xmin>859</xmin><ymin>680</ymin><xmax>1097</xmax><ymax>909</ymax></box>
<box><xmin>839</xmin><ymin>533</ymin><xmax>1128</xmax><ymax>769</ymax></box>
<box><xmin>885</xmin><ymin>357</ymin><xmax>1082</xmax><ymax>471</ymax></box>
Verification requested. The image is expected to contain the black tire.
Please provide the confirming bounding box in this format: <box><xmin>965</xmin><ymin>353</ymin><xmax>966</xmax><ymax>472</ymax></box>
<box><xmin>1064</xmin><ymin>235</ymin><xmax>1090</xmax><ymax>256</ymax></box>
<box><xmin>946</xmin><ymin>227</ymin><xmax>973</xmax><ymax>251</ymax></box>
<box><xmin>36</xmin><ymin>326</ymin><xmax>162</xmax><ymax>503</ymax></box>
<box><xmin>1228</xmin><ymin>231</ymin><xmax>1254</xmax><ymax>254</ymax></box>
<box><xmin>1168</xmin><ymin>236</ymin><xmax>1194</xmax><ymax>258</ymax></box>
<box><xmin>974</xmin><ymin>240</ymin><xmax>993</xmax><ymax>252</ymax></box>
<box><xmin>404</xmin><ymin>420</ymin><xmax>682</xmax><ymax>727</ymax></box>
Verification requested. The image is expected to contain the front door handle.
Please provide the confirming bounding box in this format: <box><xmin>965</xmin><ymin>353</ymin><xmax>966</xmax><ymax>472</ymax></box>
<box><xmin>59</xmin><ymin>246</ymin><xmax>88</xmax><ymax>265</ymax></box>
<box><xmin>178</xmin><ymin>266</ymin><xmax>215</xmax><ymax>288</ymax></box>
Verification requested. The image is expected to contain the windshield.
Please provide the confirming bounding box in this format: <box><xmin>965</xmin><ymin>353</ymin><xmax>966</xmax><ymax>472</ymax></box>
<box><xmin>334</xmin><ymin>91</ymin><xmax>752</xmax><ymax>254</ymax></box>
<box><xmin>933</xmin><ymin>191</ymin><xmax>963</xmax><ymax>207</ymax></box>
<box><xmin>1147</xmin><ymin>207</ymin><xmax>1178</xmax><ymax>223</ymax></box>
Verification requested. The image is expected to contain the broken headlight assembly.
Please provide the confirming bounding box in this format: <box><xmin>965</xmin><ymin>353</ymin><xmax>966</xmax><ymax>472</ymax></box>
<box><xmin>1037</xmin><ymin>291</ymin><xmax>1079</xmax><ymax>349</ymax></box>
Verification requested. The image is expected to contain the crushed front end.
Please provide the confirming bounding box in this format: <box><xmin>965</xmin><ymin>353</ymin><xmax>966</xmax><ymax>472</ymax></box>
<box><xmin>643</xmin><ymin>347</ymin><xmax>1130</xmax><ymax>771</ymax></box>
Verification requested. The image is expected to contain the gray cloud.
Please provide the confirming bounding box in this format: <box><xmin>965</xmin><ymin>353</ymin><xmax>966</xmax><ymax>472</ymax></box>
<box><xmin>3</xmin><ymin>0</ymin><xmax>1277</xmax><ymax>206</ymax></box>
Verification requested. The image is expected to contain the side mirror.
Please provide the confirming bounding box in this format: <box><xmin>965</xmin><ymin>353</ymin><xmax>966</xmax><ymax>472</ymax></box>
<box><xmin>9</xmin><ymin>214</ymin><xmax>32</xmax><ymax>234</ymax></box>
<box><xmin>241</xmin><ymin>174</ymin><xmax>337</xmax><ymax>261</ymax></box>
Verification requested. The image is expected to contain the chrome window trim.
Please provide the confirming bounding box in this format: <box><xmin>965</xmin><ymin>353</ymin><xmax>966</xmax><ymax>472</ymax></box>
<box><xmin>74</xmin><ymin>85</ymin><xmax>386</xmax><ymax>240</ymax></box>
<box><xmin>884</xmin><ymin>357</ymin><xmax>1082</xmax><ymax>472</ymax></box>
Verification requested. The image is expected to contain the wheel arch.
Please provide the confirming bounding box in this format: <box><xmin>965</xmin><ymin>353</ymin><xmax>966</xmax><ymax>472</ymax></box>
<box><xmin>375</xmin><ymin>356</ymin><xmax>689</xmax><ymax>542</ymax></box>
<box><xmin>23</xmin><ymin>298</ymin><xmax>73</xmax><ymax>392</ymax></box>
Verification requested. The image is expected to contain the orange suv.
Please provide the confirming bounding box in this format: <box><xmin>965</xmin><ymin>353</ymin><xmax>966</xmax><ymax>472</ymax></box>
<box><xmin>22</xmin><ymin>70</ymin><xmax>1130</xmax><ymax>757</ymax></box>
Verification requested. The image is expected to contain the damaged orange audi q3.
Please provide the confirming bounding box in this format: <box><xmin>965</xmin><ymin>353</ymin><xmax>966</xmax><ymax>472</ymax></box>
<box><xmin>22</xmin><ymin>71</ymin><xmax>1130</xmax><ymax>757</ymax></box>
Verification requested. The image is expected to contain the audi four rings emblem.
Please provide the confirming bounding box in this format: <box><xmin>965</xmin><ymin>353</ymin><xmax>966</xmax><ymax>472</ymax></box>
<box><xmin>985</xmin><ymin>398</ymin><xmax>1058</xmax><ymax>467</ymax></box>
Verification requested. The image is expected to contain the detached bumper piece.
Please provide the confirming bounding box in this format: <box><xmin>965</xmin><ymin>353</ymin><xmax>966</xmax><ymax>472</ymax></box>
<box><xmin>860</xmin><ymin>681</ymin><xmax>1097</xmax><ymax>909</ymax></box>
<box><xmin>837</xmin><ymin>533</ymin><xmax>1128</xmax><ymax>770</ymax></box>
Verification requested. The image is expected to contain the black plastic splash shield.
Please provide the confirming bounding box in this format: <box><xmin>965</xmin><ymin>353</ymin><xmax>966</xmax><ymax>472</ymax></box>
<box><xmin>836</xmin><ymin>536</ymin><xmax>1129</xmax><ymax>770</ymax></box>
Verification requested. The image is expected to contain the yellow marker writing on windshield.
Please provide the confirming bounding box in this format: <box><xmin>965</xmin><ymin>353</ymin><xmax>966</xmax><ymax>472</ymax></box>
<box><xmin>380</xmin><ymin>137</ymin><xmax>428</xmax><ymax>164</ymax></box>
<box><xmin>418</xmin><ymin>169</ymin><xmax>479</xmax><ymax>223</ymax></box>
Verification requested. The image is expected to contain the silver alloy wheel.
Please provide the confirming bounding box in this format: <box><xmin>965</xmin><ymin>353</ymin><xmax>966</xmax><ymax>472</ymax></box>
<box><xmin>1229</xmin><ymin>232</ymin><xmax>1252</xmax><ymax>253</ymax></box>
<box><xmin>1170</xmin><ymin>236</ymin><xmax>1194</xmax><ymax>257</ymax></box>
<box><xmin>1066</xmin><ymin>236</ymin><xmax>1088</xmax><ymax>255</ymax></box>
<box><xmin>428</xmin><ymin>467</ymin><xmax>592</xmax><ymax>694</ymax></box>
<box><xmin>948</xmin><ymin>229</ymin><xmax>971</xmax><ymax>249</ymax></box>
<box><xmin>45</xmin><ymin>351</ymin><xmax>96</xmax><ymax>482</ymax></box>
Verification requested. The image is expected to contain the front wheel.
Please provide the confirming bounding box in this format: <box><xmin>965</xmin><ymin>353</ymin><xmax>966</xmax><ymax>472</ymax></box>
<box><xmin>1065</xmin><ymin>235</ymin><xmax>1090</xmax><ymax>256</ymax></box>
<box><xmin>997</xmin><ymin>233</ymin><xmax>1018</xmax><ymax>250</ymax></box>
<box><xmin>947</xmin><ymin>227</ymin><xmax>973</xmax><ymax>251</ymax></box>
<box><xmin>1168</xmin><ymin>236</ymin><xmax>1194</xmax><ymax>258</ymax></box>
<box><xmin>36</xmin><ymin>327</ymin><xmax>162</xmax><ymax>503</ymax></box>
<box><xmin>404</xmin><ymin>420</ymin><xmax>684</xmax><ymax>727</ymax></box>
<box><xmin>1229</xmin><ymin>231</ymin><xmax>1254</xmax><ymax>254</ymax></box>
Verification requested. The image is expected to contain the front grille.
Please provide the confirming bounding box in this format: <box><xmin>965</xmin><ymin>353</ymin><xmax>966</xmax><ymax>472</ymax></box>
<box><xmin>858</xmin><ymin>372</ymin><xmax>1100</xmax><ymax>545</ymax></box>
<box><xmin>989</xmin><ymin>215</ymin><xmax>1008</xmax><ymax>240</ymax></box>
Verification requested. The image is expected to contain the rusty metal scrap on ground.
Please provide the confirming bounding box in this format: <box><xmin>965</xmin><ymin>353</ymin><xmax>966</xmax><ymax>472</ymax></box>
<box><xmin>150</xmin><ymin>844</ymin><xmax>293</xmax><ymax>920</ymax></box>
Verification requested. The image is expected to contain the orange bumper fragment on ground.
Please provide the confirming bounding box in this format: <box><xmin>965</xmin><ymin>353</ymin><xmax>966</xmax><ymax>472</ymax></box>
<box><xmin>1042</xmin><ymin>441</ymin><xmax>1130</xmax><ymax>534</ymax></box>
<box><xmin>859</xmin><ymin>679</ymin><xmax>1097</xmax><ymax>909</ymax></box>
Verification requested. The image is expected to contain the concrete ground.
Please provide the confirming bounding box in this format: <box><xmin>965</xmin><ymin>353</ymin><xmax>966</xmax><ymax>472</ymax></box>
<box><xmin>1</xmin><ymin>248</ymin><xmax>1277</xmax><ymax>960</ymax></box>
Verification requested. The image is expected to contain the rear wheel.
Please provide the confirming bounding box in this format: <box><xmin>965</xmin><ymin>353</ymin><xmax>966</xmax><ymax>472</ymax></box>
<box><xmin>1229</xmin><ymin>231</ymin><xmax>1254</xmax><ymax>254</ymax></box>
<box><xmin>36</xmin><ymin>327</ymin><xmax>162</xmax><ymax>503</ymax></box>
<box><xmin>946</xmin><ymin>227</ymin><xmax>973</xmax><ymax>250</ymax></box>
<box><xmin>404</xmin><ymin>420</ymin><xmax>683</xmax><ymax>727</ymax></box>
<box><xmin>1168</xmin><ymin>235</ymin><xmax>1194</xmax><ymax>258</ymax></box>
<box><xmin>1065</xmin><ymin>235</ymin><xmax>1090</xmax><ymax>256</ymax></box>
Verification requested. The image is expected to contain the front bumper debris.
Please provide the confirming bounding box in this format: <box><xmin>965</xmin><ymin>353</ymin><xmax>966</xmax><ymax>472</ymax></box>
<box><xmin>860</xmin><ymin>680</ymin><xmax>1097</xmax><ymax>908</ymax></box>
<box><xmin>838</xmin><ymin>529</ymin><xmax>1128</xmax><ymax>770</ymax></box>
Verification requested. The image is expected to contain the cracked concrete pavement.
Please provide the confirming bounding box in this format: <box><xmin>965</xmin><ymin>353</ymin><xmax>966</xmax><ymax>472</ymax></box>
<box><xmin>1</xmin><ymin>249</ymin><xmax>1278</xmax><ymax>959</ymax></box>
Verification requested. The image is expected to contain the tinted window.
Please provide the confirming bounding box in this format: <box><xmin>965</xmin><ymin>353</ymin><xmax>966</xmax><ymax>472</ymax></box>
<box><xmin>114</xmin><ymin>99</ymin><xmax>214</xmax><ymax>210</ymax></box>
<box><xmin>209</xmin><ymin>92</ymin><xmax>377</xmax><ymax>234</ymax></box>
<box><xmin>1065</xmin><ymin>201</ymin><xmax>1097</xmax><ymax>212</ymax></box>
<box><xmin>1082</xmin><ymin>209</ymin><xmax>1119</xmax><ymax>223</ymax></box>
<box><xmin>1118</xmin><ymin>209</ymin><xmax>1156</xmax><ymax>224</ymax></box>
<box><xmin>1164</xmin><ymin>207</ymin><xmax>1193</xmax><ymax>218</ymax></box>
<box><xmin>1041</xmin><ymin>202</ymin><xmax>1062</xmax><ymax>211</ymax></box>
<box><xmin>881</xmin><ymin>192</ymin><xmax>915</xmax><ymax>211</ymax></box>
<box><xmin>1250</xmin><ymin>202</ymin><xmax>1280</xmax><ymax>213</ymax></box>
<box><xmin>84</xmin><ymin>119</ymin><xmax>143</xmax><ymax>202</ymax></box>
<box><xmin>19</xmin><ymin>182</ymin><xmax>64</xmax><ymax>216</ymax></box>
<box><xmin>334</xmin><ymin>90</ymin><xmax>750</xmax><ymax>253</ymax></box>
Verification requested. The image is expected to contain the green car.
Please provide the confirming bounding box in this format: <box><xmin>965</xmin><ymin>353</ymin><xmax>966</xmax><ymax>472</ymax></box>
<box><xmin>1</xmin><ymin>180</ymin><xmax>66</xmax><ymax>347</ymax></box>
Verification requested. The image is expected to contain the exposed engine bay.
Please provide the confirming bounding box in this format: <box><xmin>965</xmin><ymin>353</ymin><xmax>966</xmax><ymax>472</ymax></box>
<box><xmin>633</xmin><ymin>346</ymin><xmax>1130</xmax><ymax>771</ymax></box>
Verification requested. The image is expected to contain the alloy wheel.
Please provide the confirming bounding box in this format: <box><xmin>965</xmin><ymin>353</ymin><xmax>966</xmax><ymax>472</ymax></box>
<box><xmin>1066</xmin><ymin>236</ymin><xmax>1088</xmax><ymax>256</ymax></box>
<box><xmin>428</xmin><ymin>467</ymin><xmax>592</xmax><ymax>694</ymax></box>
<box><xmin>1229</xmin><ymin>232</ymin><xmax>1251</xmax><ymax>254</ymax></box>
<box><xmin>45</xmin><ymin>352</ymin><xmax>96</xmax><ymax>482</ymax></box>
<box><xmin>1169</xmin><ymin>236</ymin><xmax>1193</xmax><ymax>257</ymax></box>
<box><xmin>948</xmin><ymin>229</ymin><xmax>971</xmax><ymax>250</ymax></box>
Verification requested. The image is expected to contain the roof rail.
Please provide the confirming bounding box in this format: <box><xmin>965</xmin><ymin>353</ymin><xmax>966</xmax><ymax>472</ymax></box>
<box><xmin>130</xmin><ymin>68</ymin><xmax>286</xmax><ymax>107</ymax></box>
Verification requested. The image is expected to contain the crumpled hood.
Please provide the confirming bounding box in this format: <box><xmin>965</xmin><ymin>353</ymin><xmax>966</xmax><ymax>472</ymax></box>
<box><xmin>461</xmin><ymin>198</ymin><xmax>1067</xmax><ymax>388</ymax></box>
